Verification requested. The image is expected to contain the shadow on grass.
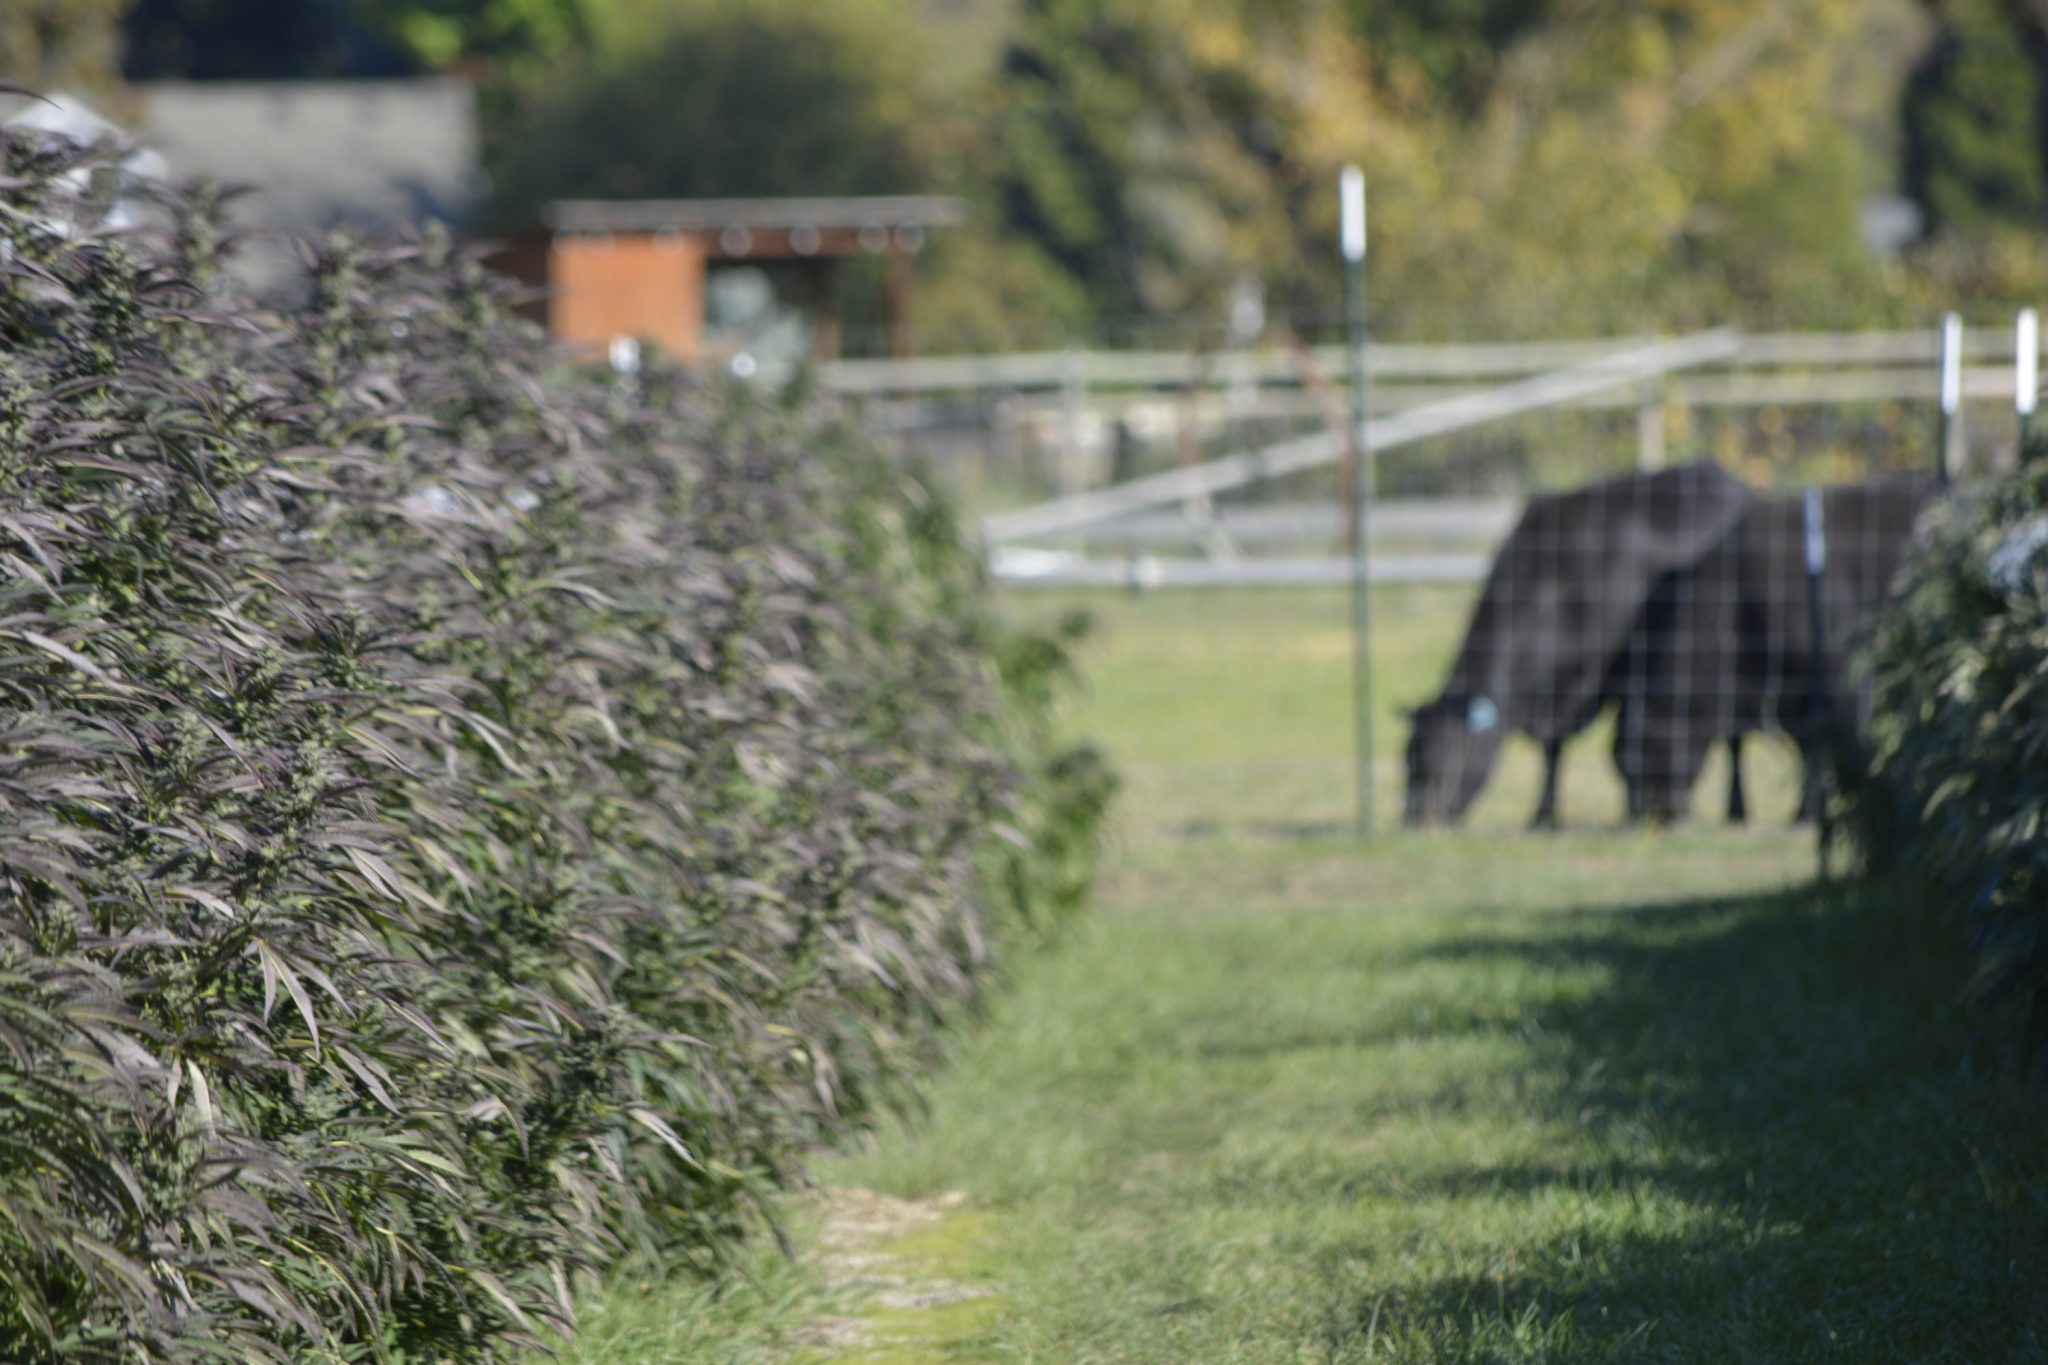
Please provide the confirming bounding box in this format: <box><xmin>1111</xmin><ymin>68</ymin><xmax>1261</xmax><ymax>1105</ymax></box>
<box><xmin>1320</xmin><ymin>878</ymin><xmax>2048</xmax><ymax>1363</ymax></box>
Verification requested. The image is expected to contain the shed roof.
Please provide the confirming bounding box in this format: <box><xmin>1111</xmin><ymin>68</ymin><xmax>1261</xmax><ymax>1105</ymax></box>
<box><xmin>544</xmin><ymin>196</ymin><xmax>968</xmax><ymax>235</ymax></box>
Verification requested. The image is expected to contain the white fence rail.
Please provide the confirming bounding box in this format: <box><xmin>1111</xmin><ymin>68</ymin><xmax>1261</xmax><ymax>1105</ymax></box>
<box><xmin>819</xmin><ymin>322</ymin><xmax>2023</xmax><ymax>590</ymax></box>
<box><xmin>822</xmin><ymin>337</ymin><xmax>1644</xmax><ymax>393</ymax></box>
<box><xmin>819</xmin><ymin>325</ymin><xmax>2021</xmax><ymax>396</ymax></box>
<box><xmin>981</xmin><ymin>330</ymin><xmax>1741</xmax><ymax>543</ymax></box>
<box><xmin>993</xmin><ymin>548</ymin><xmax>1490</xmax><ymax>590</ymax></box>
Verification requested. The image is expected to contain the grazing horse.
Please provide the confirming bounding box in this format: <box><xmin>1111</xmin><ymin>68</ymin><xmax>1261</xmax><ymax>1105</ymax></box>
<box><xmin>1610</xmin><ymin>474</ymin><xmax>1939</xmax><ymax>822</ymax></box>
<box><xmin>1405</xmin><ymin>462</ymin><xmax>1753</xmax><ymax>828</ymax></box>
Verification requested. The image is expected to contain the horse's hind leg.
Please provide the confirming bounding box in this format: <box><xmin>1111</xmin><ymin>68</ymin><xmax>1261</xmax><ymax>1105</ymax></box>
<box><xmin>1725</xmin><ymin>734</ymin><xmax>1747</xmax><ymax>825</ymax></box>
<box><xmin>1530</xmin><ymin>738</ymin><xmax>1562</xmax><ymax>831</ymax></box>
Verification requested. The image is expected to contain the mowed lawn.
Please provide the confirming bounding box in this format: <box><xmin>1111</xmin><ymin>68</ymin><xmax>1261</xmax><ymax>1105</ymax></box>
<box><xmin>573</xmin><ymin>587</ymin><xmax>2048</xmax><ymax>1363</ymax></box>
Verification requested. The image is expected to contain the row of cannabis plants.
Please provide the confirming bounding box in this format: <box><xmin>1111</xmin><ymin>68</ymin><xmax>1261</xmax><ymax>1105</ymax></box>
<box><xmin>1852</xmin><ymin>450</ymin><xmax>2048</xmax><ymax>1070</ymax></box>
<box><xmin>0</xmin><ymin>125</ymin><xmax>1111</xmax><ymax>1360</ymax></box>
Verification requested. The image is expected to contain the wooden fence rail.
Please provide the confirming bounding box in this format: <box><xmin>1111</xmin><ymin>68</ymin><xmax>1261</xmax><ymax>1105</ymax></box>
<box><xmin>981</xmin><ymin>331</ymin><xmax>1741</xmax><ymax>544</ymax></box>
<box><xmin>816</xmin><ymin>324</ymin><xmax>2020</xmax><ymax>397</ymax></box>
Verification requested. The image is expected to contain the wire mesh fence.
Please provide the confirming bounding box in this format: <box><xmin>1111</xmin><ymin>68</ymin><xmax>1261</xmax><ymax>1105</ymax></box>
<box><xmin>835</xmin><ymin>322</ymin><xmax>2023</xmax><ymax>519</ymax></box>
<box><xmin>997</xmin><ymin>546</ymin><xmax>1827</xmax><ymax>846</ymax></box>
<box><xmin>857</xmin><ymin>321</ymin><xmax>2023</xmax><ymax>848</ymax></box>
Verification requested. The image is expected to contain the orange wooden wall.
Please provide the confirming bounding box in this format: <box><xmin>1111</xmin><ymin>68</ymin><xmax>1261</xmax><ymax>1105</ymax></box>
<box><xmin>546</xmin><ymin>232</ymin><xmax>707</xmax><ymax>362</ymax></box>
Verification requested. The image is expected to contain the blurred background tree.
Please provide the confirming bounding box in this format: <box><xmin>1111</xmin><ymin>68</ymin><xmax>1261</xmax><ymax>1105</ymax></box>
<box><xmin>121</xmin><ymin>0</ymin><xmax>406</xmax><ymax>79</ymax></box>
<box><xmin>1905</xmin><ymin>0</ymin><xmax>2044</xmax><ymax>235</ymax></box>
<box><xmin>980</xmin><ymin>0</ymin><xmax>1363</xmax><ymax>325</ymax></box>
<box><xmin>481</xmin><ymin>0</ymin><xmax>933</xmax><ymax>216</ymax></box>
<box><xmin>8</xmin><ymin>0</ymin><xmax>2048</xmax><ymax>343</ymax></box>
<box><xmin>1</xmin><ymin>0</ymin><xmax>128</xmax><ymax>93</ymax></box>
<box><xmin>352</xmin><ymin>0</ymin><xmax>592</xmax><ymax>72</ymax></box>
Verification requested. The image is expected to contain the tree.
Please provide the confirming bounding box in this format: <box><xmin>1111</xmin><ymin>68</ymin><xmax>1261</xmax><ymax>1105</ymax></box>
<box><xmin>985</xmin><ymin>0</ymin><xmax>1377</xmax><ymax>325</ymax></box>
<box><xmin>973</xmin><ymin>0</ymin><xmax>1895</xmax><ymax>336</ymax></box>
<box><xmin>121</xmin><ymin>0</ymin><xmax>597</xmax><ymax>82</ymax></box>
<box><xmin>0</xmin><ymin>0</ymin><xmax>128</xmax><ymax>93</ymax></box>
<box><xmin>1903</xmin><ymin>0</ymin><xmax>2045</xmax><ymax>235</ymax></box>
<box><xmin>122</xmin><ymin>0</ymin><xmax>411</xmax><ymax>80</ymax></box>
<box><xmin>350</xmin><ymin>0</ymin><xmax>593</xmax><ymax>72</ymax></box>
<box><xmin>483</xmin><ymin>0</ymin><xmax>937</xmax><ymax>222</ymax></box>
<box><xmin>1344</xmin><ymin>0</ymin><xmax>1552</xmax><ymax>116</ymax></box>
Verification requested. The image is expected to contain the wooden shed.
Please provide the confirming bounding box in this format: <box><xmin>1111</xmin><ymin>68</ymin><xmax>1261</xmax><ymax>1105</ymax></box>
<box><xmin>501</xmin><ymin>195</ymin><xmax>967</xmax><ymax>364</ymax></box>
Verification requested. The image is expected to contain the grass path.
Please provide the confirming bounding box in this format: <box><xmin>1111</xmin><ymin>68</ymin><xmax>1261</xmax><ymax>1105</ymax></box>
<box><xmin>570</xmin><ymin>589</ymin><xmax>2048</xmax><ymax>1360</ymax></box>
<box><xmin>809</xmin><ymin>832</ymin><xmax>2048</xmax><ymax>1362</ymax></box>
<box><xmin>576</xmin><ymin>829</ymin><xmax>2048</xmax><ymax>1362</ymax></box>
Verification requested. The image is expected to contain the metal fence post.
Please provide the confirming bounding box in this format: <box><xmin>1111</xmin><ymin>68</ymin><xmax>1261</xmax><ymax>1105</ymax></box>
<box><xmin>1803</xmin><ymin>487</ymin><xmax>1832</xmax><ymax>879</ymax></box>
<box><xmin>1341</xmin><ymin>166</ymin><xmax>1374</xmax><ymax>837</ymax></box>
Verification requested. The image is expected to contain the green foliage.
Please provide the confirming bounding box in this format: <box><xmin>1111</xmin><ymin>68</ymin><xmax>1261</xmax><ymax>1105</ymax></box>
<box><xmin>0</xmin><ymin>126</ymin><xmax>1108</xmax><ymax>1359</ymax></box>
<box><xmin>353</xmin><ymin>0</ymin><xmax>593</xmax><ymax>70</ymax></box>
<box><xmin>1347</xmin><ymin>0</ymin><xmax>1550</xmax><ymax>115</ymax></box>
<box><xmin>482</xmin><ymin>0</ymin><xmax>936</xmax><ymax>225</ymax></box>
<box><xmin>318</xmin><ymin>0</ymin><xmax>2046</xmax><ymax>339</ymax></box>
<box><xmin>0</xmin><ymin>0</ymin><xmax>126</xmax><ymax>91</ymax></box>
<box><xmin>953</xmin><ymin>0</ymin><xmax>1908</xmax><ymax>336</ymax></box>
<box><xmin>121</xmin><ymin>0</ymin><xmax>594</xmax><ymax>80</ymax></box>
<box><xmin>122</xmin><ymin>0</ymin><xmax>385</xmax><ymax>81</ymax></box>
<box><xmin>90</xmin><ymin>0</ymin><xmax>2048</xmax><ymax>339</ymax></box>
<box><xmin>981</xmin><ymin>0</ymin><xmax>1364</xmax><ymax>323</ymax></box>
<box><xmin>1904</xmin><ymin>0</ymin><xmax>2045</xmax><ymax>236</ymax></box>
<box><xmin>1852</xmin><ymin>455</ymin><xmax>2048</xmax><ymax>1065</ymax></box>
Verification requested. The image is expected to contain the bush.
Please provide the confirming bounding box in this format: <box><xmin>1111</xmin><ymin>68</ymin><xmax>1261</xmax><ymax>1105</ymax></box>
<box><xmin>1852</xmin><ymin>452</ymin><xmax>2048</xmax><ymax>1068</ymax></box>
<box><xmin>0</xmin><ymin>122</ymin><xmax>1110</xmax><ymax>1359</ymax></box>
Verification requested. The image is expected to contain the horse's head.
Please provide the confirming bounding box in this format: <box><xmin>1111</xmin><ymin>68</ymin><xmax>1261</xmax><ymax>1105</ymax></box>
<box><xmin>1403</xmin><ymin>693</ymin><xmax>1506</xmax><ymax>827</ymax></box>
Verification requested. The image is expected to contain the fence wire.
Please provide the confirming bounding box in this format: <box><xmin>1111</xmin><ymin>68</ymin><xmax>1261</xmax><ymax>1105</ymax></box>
<box><xmin>891</xmin><ymin>327</ymin><xmax>2021</xmax><ymax>846</ymax></box>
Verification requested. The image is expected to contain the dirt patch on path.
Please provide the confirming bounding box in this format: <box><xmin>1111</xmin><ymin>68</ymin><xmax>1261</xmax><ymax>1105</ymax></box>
<box><xmin>791</xmin><ymin>1188</ymin><xmax>1004</xmax><ymax>1361</ymax></box>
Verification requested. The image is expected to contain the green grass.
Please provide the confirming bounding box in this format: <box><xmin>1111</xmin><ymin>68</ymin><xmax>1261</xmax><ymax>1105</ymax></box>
<box><xmin>568</xmin><ymin>586</ymin><xmax>2048</xmax><ymax>1362</ymax></box>
<box><xmin>1007</xmin><ymin>585</ymin><xmax>1808</xmax><ymax>842</ymax></box>
<box><xmin>817</xmin><ymin>835</ymin><xmax>2048</xmax><ymax>1361</ymax></box>
<box><xmin>553</xmin><ymin>1236</ymin><xmax>824</xmax><ymax>1364</ymax></box>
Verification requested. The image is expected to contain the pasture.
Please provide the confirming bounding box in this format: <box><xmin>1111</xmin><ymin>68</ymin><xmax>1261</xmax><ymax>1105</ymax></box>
<box><xmin>575</xmin><ymin>585</ymin><xmax>2048</xmax><ymax>1363</ymax></box>
<box><xmin>1016</xmin><ymin>584</ymin><xmax>1809</xmax><ymax>841</ymax></box>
